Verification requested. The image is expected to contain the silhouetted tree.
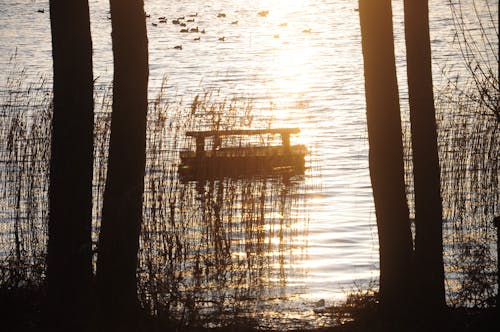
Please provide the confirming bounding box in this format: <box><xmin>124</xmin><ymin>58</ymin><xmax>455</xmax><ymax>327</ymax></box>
<box><xmin>358</xmin><ymin>0</ymin><xmax>414</xmax><ymax>314</ymax></box>
<box><xmin>47</xmin><ymin>1</ymin><xmax>94</xmax><ymax>331</ymax></box>
<box><xmin>95</xmin><ymin>0</ymin><xmax>149</xmax><ymax>330</ymax></box>
<box><xmin>404</xmin><ymin>0</ymin><xmax>445</xmax><ymax>312</ymax></box>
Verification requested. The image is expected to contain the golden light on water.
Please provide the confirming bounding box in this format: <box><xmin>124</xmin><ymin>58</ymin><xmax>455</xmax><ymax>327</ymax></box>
<box><xmin>242</xmin><ymin>0</ymin><xmax>319</xmax><ymax>153</ymax></box>
<box><xmin>269</xmin><ymin>48</ymin><xmax>314</xmax><ymax>95</ymax></box>
<box><xmin>264</xmin><ymin>1</ymin><xmax>315</xmax><ymax>98</ymax></box>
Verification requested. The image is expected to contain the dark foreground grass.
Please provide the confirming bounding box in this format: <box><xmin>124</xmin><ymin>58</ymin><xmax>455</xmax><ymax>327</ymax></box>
<box><xmin>2</xmin><ymin>285</ymin><xmax>498</xmax><ymax>332</ymax></box>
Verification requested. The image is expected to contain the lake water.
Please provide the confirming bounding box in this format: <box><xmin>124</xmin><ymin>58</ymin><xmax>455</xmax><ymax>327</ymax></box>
<box><xmin>0</xmin><ymin>0</ymin><xmax>497</xmax><ymax>328</ymax></box>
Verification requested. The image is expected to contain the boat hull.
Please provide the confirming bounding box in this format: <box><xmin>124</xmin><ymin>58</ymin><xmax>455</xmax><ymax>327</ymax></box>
<box><xmin>179</xmin><ymin>145</ymin><xmax>306</xmax><ymax>181</ymax></box>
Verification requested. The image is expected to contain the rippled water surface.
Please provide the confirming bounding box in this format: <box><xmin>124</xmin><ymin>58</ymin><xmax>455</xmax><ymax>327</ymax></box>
<box><xmin>1</xmin><ymin>0</ymin><xmax>497</xmax><ymax>327</ymax></box>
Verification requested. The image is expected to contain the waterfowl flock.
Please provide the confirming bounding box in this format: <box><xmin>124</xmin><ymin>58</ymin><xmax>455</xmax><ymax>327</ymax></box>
<box><xmin>34</xmin><ymin>7</ymin><xmax>312</xmax><ymax>51</ymax></box>
<box><xmin>146</xmin><ymin>9</ymin><xmax>313</xmax><ymax>51</ymax></box>
<box><xmin>147</xmin><ymin>11</ymin><xmax>223</xmax><ymax>49</ymax></box>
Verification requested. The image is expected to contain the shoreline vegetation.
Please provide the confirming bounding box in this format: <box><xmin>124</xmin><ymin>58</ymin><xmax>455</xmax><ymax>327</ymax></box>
<box><xmin>1</xmin><ymin>74</ymin><xmax>498</xmax><ymax>331</ymax></box>
<box><xmin>1</xmin><ymin>49</ymin><xmax>498</xmax><ymax>329</ymax></box>
<box><xmin>2</xmin><ymin>76</ymin><xmax>317</xmax><ymax>329</ymax></box>
<box><xmin>2</xmin><ymin>284</ymin><xmax>498</xmax><ymax>332</ymax></box>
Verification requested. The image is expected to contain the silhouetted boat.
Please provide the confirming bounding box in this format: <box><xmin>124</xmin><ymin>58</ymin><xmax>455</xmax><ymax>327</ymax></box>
<box><xmin>179</xmin><ymin>128</ymin><xmax>307</xmax><ymax>181</ymax></box>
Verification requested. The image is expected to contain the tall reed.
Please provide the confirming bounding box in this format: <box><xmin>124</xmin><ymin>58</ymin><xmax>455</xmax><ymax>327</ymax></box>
<box><xmin>437</xmin><ymin>0</ymin><xmax>498</xmax><ymax>308</ymax></box>
<box><xmin>0</xmin><ymin>67</ymin><xmax>51</xmax><ymax>288</ymax></box>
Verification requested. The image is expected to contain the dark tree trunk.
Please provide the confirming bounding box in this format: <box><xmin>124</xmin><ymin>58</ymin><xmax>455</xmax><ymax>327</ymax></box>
<box><xmin>48</xmin><ymin>1</ymin><xmax>94</xmax><ymax>331</ymax></box>
<box><xmin>358</xmin><ymin>0</ymin><xmax>414</xmax><ymax>313</ymax></box>
<box><xmin>95</xmin><ymin>0</ymin><xmax>148</xmax><ymax>330</ymax></box>
<box><xmin>404</xmin><ymin>0</ymin><xmax>445</xmax><ymax>311</ymax></box>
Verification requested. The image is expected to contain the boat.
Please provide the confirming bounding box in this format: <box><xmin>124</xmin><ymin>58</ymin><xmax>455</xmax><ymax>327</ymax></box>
<box><xmin>178</xmin><ymin>128</ymin><xmax>307</xmax><ymax>181</ymax></box>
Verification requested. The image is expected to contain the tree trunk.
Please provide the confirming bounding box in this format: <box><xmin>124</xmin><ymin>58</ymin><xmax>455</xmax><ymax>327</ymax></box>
<box><xmin>95</xmin><ymin>0</ymin><xmax>149</xmax><ymax>330</ymax></box>
<box><xmin>404</xmin><ymin>0</ymin><xmax>445</xmax><ymax>311</ymax></box>
<box><xmin>48</xmin><ymin>1</ymin><xmax>94</xmax><ymax>331</ymax></box>
<box><xmin>358</xmin><ymin>0</ymin><xmax>414</xmax><ymax>313</ymax></box>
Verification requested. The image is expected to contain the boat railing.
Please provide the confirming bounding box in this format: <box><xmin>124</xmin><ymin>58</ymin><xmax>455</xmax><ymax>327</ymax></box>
<box><xmin>185</xmin><ymin>128</ymin><xmax>300</xmax><ymax>156</ymax></box>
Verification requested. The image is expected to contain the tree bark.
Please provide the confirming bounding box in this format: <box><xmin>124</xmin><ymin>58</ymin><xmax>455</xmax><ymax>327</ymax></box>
<box><xmin>358</xmin><ymin>0</ymin><xmax>414</xmax><ymax>313</ymax></box>
<box><xmin>404</xmin><ymin>0</ymin><xmax>445</xmax><ymax>311</ymax></box>
<box><xmin>48</xmin><ymin>1</ymin><xmax>94</xmax><ymax>331</ymax></box>
<box><xmin>95</xmin><ymin>0</ymin><xmax>149</xmax><ymax>330</ymax></box>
